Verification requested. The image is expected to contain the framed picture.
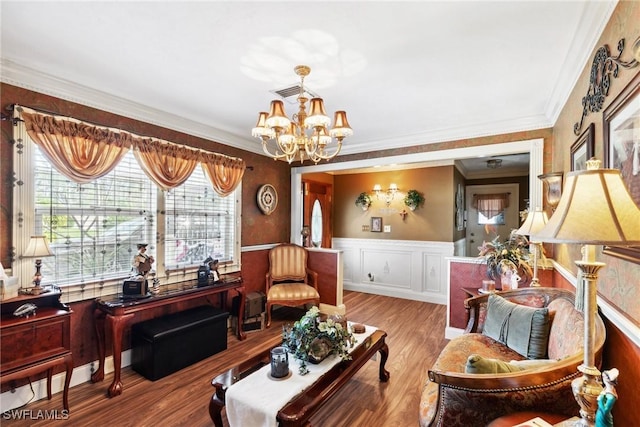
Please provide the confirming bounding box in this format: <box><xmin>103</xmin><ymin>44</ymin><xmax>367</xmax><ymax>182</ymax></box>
<box><xmin>371</xmin><ymin>217</ymin><xmax>382</xmax><ymax>232</ymax></box>
<box><xmin>570</xmin><ymin>123</ymin><xmax>594</xmax><ymax>171</ymax></box>
<box><xmin>602</xmin><ymin>71</ymin><xmax>640</xmax><ymax>265</ymax></box>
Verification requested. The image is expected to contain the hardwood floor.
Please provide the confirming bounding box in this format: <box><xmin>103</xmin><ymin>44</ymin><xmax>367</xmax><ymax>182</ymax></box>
<box><xmin>2</xmin><ymin>291</ymin><xmax>448</xmax><ymax>427</ymax></box>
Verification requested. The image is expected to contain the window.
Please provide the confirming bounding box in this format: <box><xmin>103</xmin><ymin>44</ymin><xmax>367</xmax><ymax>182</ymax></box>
<box><xmin>13</xmin><ymin>120</ymin><xmax>241</xmax><ymax>299</ymax></box>
<box><xmin>164</xmin><ymin>167</ymin><xmax>237</xmax><ymax>268</ymax></box>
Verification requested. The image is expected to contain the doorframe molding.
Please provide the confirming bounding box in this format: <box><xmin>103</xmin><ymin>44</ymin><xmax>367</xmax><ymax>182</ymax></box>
<box><xmin>290</xmin><ymin>139</ymin><xmax>544</xmax><ymax>242</ymax></box>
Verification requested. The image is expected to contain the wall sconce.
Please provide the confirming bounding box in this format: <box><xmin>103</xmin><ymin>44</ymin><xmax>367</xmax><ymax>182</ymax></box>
<box><xmin>538</xmin><ymin>172</ymin><xmax>563</xmax><ymax>212</ymax></box>
<box><xmin>373</xmin><ymin>183</ymin><xmax>398</xmax><ymax>206</ymax></box>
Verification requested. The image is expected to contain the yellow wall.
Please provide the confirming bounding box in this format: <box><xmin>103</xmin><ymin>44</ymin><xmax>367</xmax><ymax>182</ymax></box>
<box><xmin>333</xmin><ymin>166</ymin><xmax>454</xmax><ymax>241</ymax></box>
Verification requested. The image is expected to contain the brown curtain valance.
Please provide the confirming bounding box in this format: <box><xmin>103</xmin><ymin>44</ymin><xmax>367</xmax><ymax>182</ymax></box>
<box><xmin>473</xmin><ymin>193</ymin><xmax>510</xmax><ymax>218</ymax></box>
<box><xmin>201</xmin><ymin>152</ymin><xmax>246</xmax><ymax>197</ymax></box>
<box><xmin>19</xmin><ymin>106</ymin><xmax>245</xmax><ymax>195</ymax></box>
<box><xmin>21</xmin><ymin>111</ymin><xmax>133</xmax><ymax>184</ymax></box>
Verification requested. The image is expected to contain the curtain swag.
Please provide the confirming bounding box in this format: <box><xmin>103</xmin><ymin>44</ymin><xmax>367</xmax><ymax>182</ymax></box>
<box><xmin>18</xmin><ymin>106</ymin><xmax>246</xmax><ymax>194</ymax></box>
<box><xmin>472</xmin><ymin>193</ymin><xmax>510</xmax><ymax>219</ymax></box>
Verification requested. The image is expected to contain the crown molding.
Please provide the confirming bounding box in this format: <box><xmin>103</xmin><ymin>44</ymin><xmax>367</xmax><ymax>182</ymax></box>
<box><xmin>0</xmin><ymin>59</ymin><xmax>263</xmax><ymax>156</ymax></box>
<box><xmin>544</xmin><ymin>1</ymin><xmax>617</xmax><ymax>123</ymax></box>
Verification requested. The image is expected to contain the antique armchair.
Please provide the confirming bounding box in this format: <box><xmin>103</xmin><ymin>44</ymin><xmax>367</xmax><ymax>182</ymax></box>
<box><xmin>265</xmin><ymin>243</ymin><xmax>320</xmax><ymax>327</ymax></box>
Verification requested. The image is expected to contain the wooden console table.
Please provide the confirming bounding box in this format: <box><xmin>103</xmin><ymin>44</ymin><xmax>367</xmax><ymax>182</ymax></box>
<box><xmin>0</xmin><ymin>287</ymin><xmax>73</xmax><ymax>411</ymax></box>
<box><xmin>92</xmin><ymin>277</ymin><xmax>245</xmax><ymax>397</ymax></box>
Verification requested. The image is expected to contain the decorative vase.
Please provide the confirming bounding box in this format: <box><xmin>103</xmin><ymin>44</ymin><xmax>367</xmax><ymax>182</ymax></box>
<box><xmin>308</xmin><ymin>337</ymin><xmax>332</xmax><ymax>364</ymax></box>
<box><xmin>500</xmin><ymin>270</ymin><xmax>512</xmax><ymax>291</ymax></box>
<box><xmin>408</xmin><ymin>204</ymin><xmax>417</xmax><ymax>211</ymax></box>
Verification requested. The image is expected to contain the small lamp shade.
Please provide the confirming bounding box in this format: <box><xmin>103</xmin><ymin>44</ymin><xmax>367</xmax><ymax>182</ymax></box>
<box><xmin>532</xmin><ymin>164</ymin><xmax>640</xmax><ymax>245</ymax></box>
<box><xmin>23</xmin><ymin>236</ymin><xmax>54</xmax><ymax>258</ymax></box>
<box><xmin>515</xmin><ymin>207</ymin><xmax>549</xmax><ymax>242</ymax></box>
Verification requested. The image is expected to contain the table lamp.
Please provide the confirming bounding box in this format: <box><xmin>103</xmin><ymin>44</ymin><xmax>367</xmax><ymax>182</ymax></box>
<box><xmin>515</xmin><ymin>207</ymin><xmax>549</xmax><ymax>287</ymax></box>
<box><xmin>22</xmin><ymin>235</ymin><xmax>54</xmax><ymax>295</ymax></box>
<box><xmin>532</xmin><ymin>158</ymin><xmax>640</xmax><ymax>426</ymax></box>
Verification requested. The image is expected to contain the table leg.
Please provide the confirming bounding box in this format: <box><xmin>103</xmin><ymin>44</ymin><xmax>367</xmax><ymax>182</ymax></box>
<box><xmin>91</xmin><ymin>308</ymin><xmax>106</xmax><ymax>383</ymax></box>
<box><xmin>378</xmin><ymin>340</ymin><xmax>390</xmax><ymax>382</ymax></box>
<box><xmin>236</xmin><ymin>285</ymin><xmax>246</xmax><ymax>340</ymax></box>
<box><xmin>62</xmin><ymin>353</ymin><xmax>73</xmax><ymax>411</ymax></box>
<box><xmin>209</xmin><ymin>385</ymin><xmax>226</xmax><ymax>427</ymax></box>
<box><xmin>46</xmin><ymin>368</ymin><xmax>53</xmax><ymax>400</ymax></box>
<box><xmin>106</xmin><ymin>312</ymin><xmax>134</xmax><ymax>397</ymax></box>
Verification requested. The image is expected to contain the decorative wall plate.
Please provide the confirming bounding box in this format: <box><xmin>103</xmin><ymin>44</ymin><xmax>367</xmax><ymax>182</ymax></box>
<box><xmin>257</xmin><ymin>184</ymin><xmax>278</xmax><ymax>215</ymax></box>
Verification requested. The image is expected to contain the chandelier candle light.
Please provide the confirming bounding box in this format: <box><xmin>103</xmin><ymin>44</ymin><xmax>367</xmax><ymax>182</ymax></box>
<box><xmin>252</xmin><ymin>65</ymin><xmax>353</xmax><ymax>164</ymax></box>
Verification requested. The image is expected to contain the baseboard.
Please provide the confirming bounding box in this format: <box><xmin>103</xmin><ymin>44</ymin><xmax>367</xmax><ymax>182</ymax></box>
<box><xmin>343</xmin><ymin>283</ymin><xmax>447</xmax><ymax>306</ymax></box>
<box><xmin>1</xmin><ymin>351</ymin><xmax>131</xmax><ymax>413</ymax></box>
<box><xmin>445</xmin><ymin>326</ymin><xmax>464</xmax><ymax>340</ymax></box>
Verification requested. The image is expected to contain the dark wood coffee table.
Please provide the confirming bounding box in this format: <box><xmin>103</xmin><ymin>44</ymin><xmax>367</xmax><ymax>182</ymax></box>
<box><xmin>209</xmin><ymin>328</ymin><xmax>389</xmax><ymax>427</ymax></box>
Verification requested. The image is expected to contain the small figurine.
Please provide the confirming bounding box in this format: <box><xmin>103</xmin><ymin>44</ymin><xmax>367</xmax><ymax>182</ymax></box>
<box><xmin>132</xmin><ymin>243</ymin><xmax>154</xmax><ymax>277</ymax></box>
<box><xmin>209</xmin><ymin>259</ymin><xmax>221</xmax><ymax>282</ymax></box>
<box><xmin>595</xmin><ymin>368</ymin><xmax>619</xmax><ymax>427</ymax></box>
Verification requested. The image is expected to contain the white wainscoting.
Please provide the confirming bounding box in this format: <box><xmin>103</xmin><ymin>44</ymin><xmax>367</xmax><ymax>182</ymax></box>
<box><xmin>333</xmin><ymin>238</ymin><xmax>454</xmax><ymax>305</ymax></box>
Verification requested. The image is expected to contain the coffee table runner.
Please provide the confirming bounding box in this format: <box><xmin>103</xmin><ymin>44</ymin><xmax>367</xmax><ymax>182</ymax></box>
<box><xmin>225</xmin><ymin>323</ymin><xmax>376</xmax><ymax>427</ymax></box>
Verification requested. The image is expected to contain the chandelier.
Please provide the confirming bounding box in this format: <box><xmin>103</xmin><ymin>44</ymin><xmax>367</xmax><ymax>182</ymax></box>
<box><xmin>251</xmin><ymin>65</ymin><xmax>353</xmax><ymax>164</ymax></box>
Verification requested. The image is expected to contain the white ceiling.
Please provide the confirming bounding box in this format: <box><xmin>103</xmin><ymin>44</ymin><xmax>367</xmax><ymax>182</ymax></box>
<box><xmin>0</xmin><ymin>1</ymin><xmax>615</xmax><ymax>174</ymax></box>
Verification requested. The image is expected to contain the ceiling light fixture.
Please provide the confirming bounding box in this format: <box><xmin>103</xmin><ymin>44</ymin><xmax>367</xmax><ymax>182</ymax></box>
<box><xmin>486</xmin><ymin>159</ymin><xmax>503</xmax><ymax>169</ymax></box>
<box><xmin>252</xmin><ymin>65</ymin><xmax>353</xmax><ymax>164</ymax></box>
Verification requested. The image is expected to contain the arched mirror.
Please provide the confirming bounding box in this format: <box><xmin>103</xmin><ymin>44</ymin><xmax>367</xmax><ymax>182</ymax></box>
<box><xmin>311</xmin><ymin>199</ymin><xmax>323</xmax><ymax>248</ymax></box>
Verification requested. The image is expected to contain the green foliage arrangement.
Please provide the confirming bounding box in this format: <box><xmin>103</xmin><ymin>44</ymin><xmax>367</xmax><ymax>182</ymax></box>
<box><xmin>403</xmin><ymin>189</ymin><xmax>425</xmax><ymax>210</ymax></box>
<box><xmin>282</xmin><ymin>306</ymin><xmax>355</xmax><ymax>375</ymax></box>
<box><xmin>355</xmin><ymin>192</ymin><xmax>373</xmax><ymax>210</ymax></box>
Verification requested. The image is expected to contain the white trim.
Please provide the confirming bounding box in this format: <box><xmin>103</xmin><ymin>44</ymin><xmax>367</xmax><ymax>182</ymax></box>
<box><xmin>445</xmin><ymin>326</ymin><xmax>464</xmax><ymax>340</ymax></box>
<box><xmin>291</xmin><ymin>139</ymin><xmax>545</xmax><ymax>240</ymax></box>
<box><xmin>1</xmin><ymin>59</ymin><xmax>257</xmax><ymax>155</ymax></box>
<box><xmin>0</xmin><ymin>351</ymin><xmax>131</xmax><ymax>413</ymax></box>
<box><xmin>335</xmin><ymin>238</ymin><xmax>452</xmax><ymax>306</ymax></box>
<box><xmin>241</xmin><ymin>244</ymin><xmax>277</xmax><ymax>252</ymax></box>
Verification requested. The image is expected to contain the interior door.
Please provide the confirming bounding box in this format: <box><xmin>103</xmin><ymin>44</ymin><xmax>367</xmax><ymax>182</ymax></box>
<box><xmin>302</xmin><ymin>180</ymin><xmax>333</xmax><ymax>248</ymax></box>
<box><xmin>465</xmin><ymin>183</ymin><xmax>520</xmax><ymax>256</ymax></box>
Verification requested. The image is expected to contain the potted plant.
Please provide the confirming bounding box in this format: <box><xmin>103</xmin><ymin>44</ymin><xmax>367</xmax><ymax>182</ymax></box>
<box><xmin>355</xmin><ymin>192</ymin><xmax>373</xmax><ymax>210</ymax></box>
<box><xmin>477</xmin><ymin>232</ymin><xmax>532</xmax><ymax>289</ymax></box>
<box><xmin>403</xmin><ymin>189</ymin><xmax>425</xmax><ymax>211</ymax></box>
<box><xmin>282</xmin><ymin>306</ymin><xmax>355</xmax><ymax>375</ymax></box>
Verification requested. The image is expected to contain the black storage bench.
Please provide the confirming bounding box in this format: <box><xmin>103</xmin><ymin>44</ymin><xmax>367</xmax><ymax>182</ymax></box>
<box><xmin>132</xmin><ymin>305</ymin><xmax>229</xmax><ymax>381</ymax></box>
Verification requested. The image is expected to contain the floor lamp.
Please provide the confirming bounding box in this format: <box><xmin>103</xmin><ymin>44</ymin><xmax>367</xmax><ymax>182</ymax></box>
<box><xmin>515</xmin><ymin>207</ymin><xmax>549</xmax><ymax>286</ymax></box>
<box><xmin>532</xmin><ymin>159</ymin><xmax>640</xmax><ymax>426</ymax></box>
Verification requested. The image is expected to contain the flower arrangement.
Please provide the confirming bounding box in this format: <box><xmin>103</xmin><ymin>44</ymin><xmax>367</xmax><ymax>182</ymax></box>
<box><xmin>403</xmin><ymin>189</ymin><xmax>425</xmax><ymax>210</ymax></box>
<box><xmin>282</xmin><ymin>306</ymin><xmax>355</xmax><ymax>375</ymax></box>
<box><xmin>355</xmin><ymin>192</ymin><xmax>372</xmax><ymax>210</ymax></box>
<box><xmin>477</xmin><ymin>231</ymin><xmax>532</xmax><ymax>281</ymax></box>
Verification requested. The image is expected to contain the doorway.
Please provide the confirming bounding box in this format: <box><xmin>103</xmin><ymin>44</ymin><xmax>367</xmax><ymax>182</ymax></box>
<box><xmin>465</xmin><ymin>183</ymin><xmax>520</xmax><ymax>256</ymax></box>
<box><xmin>302</xmin><ymin>180</ymin><xmax>333</xmax><ymax>248</ymax></box>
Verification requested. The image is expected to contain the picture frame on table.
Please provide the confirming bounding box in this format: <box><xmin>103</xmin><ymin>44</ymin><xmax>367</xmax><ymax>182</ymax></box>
<box><xmin>602</xmin><ymin>71</ymin><xmax>640</xmax><ymax>265</ymax></box>
<box><xmin>570</xmin><ymin>123</ymin><xmax>594</xmax><ymax>171</ymax></box>
<box><xmin>371</xmin><ymin>217</ymin><xmax>382</xmax><ymax>233</ymax></box>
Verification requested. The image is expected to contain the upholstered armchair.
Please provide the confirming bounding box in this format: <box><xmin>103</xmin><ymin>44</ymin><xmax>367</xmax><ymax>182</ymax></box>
<box><xmin>419</xmin><ymin>287</ymin><xmax>606</xmax><ymax>427</ymax></box>
<box><xmin>265</xmin><ymin>243</ymin><xmax>320</xmax><ymax>327</ymax></box>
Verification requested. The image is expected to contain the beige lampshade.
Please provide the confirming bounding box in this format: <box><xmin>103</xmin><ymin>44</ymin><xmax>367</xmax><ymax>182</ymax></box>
<box><xmin>304</xmin><ymin>98</ymin><xmax>331</xmax><ymax>128</ymax></box>
<box><xmin>23</xmin><ymin>236</ymin><xmax>54</xmax><ymax>258</ymax></box>
<box><xmin>515</xmin><ymin>207</ymin><xmax>549</xmax><ymax>242</ymax></box>
<box><xmin>532</xmin><ymin>165</ymin><xmax>640</xmax><ymax>245</ymax></box>
<box><xmin>265</xmin><ymin>100</ymin><xmax>291</xmax><ymax>129</ymax></box>
<box><xmin>330</xmin><ymin>111</ymin><xmax>353</xmax><ymax>139</ymax></box>
<box><xmin>251</xmin><ymin>112</ymin><xmax>275</xmax><ymax>139</ymax></box>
